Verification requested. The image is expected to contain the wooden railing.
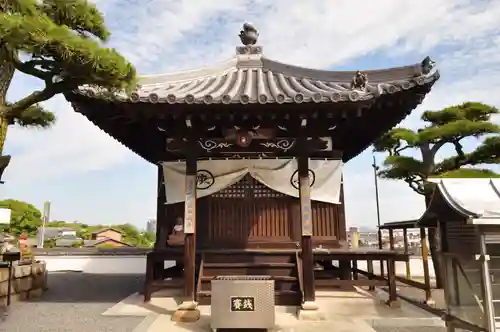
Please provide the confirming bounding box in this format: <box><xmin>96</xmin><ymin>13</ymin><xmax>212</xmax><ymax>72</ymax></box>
<box><xmin>350</xmin><ymin>223</ymin><xmax>435</xmax><ymax>304</ymax></box>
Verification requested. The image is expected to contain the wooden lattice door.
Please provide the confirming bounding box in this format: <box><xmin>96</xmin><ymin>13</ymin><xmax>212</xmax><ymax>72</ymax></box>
<box><xmin>206</xmin><ymin>174</ymin><xmax>296</xmax><ymax>248</ymax></box>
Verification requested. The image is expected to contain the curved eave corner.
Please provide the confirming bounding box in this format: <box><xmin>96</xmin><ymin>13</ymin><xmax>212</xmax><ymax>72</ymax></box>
<box><xmin>421</xmin><ymin>178</ymin><xmax>500</xmax><ymax>225</ymax></box>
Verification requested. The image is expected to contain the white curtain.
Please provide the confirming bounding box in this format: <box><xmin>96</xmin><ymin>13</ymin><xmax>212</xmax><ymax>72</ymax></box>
<box><xmin>162</xmin><ymin>159</ymin><xmax>343</xmax><ymax>205</ymax></box>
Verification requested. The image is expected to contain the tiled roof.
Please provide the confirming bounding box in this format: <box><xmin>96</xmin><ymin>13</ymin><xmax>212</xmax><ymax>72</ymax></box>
<box><xmin>75</xmin><ymin>46</ymin><xmax>439</xmax><ymax>105</ymax></box>
<box><xmin>428</xmin><ymin>178</ymin><xmax>500</xmax><ymax>222</ymax></box>
<box><xmin>91</xmin><ymin>227</ymin><xmax>124</xmax><ymax>235</ymax></box>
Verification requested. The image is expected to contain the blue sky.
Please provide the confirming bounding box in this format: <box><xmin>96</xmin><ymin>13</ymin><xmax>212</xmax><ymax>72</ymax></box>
<box><xmin>2</xmin><ymin>0</ymin><xmax>500</xmax><ymax>229</ymax></box>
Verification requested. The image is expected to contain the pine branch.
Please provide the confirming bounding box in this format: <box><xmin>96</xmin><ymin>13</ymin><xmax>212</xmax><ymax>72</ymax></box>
<box><xmin>6</xmin><ymin>80</ymin><xmax>79</xmax><ymax>116</ymax></box>
<box><xmin>418</xmin><ymin>120</ymin><xmax>500</xmax><ymax>142</ymax></box>
<box><xmin>435</xmin><ymin>136</ymin><xmax>500</xmax><ymax>172</ymax></box>
<box><xmin>439</xmin><ymin>168</ymin><xmax>500</xmax><ymax>178</ymax></box>
<box><xmin>11</xmin><ymin>54</ymin><xmax>52</xmax><ymax>83</ymax></box>
<box><xmin>7</xmin><ymin>103</ymin><xmax>55</xmax><ymax>128</ymax></box>
<box><xmin>38</xmin><ymin>0</ymin><xmax>110</xmax><ymax>41</ymax></box>
<box><xmin>373</xmin><ymin>128</ymin><xmax>419</xmax><ymax>155</ymax></box>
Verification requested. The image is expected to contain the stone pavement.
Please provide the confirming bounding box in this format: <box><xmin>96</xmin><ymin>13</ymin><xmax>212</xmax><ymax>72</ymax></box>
<box><xmin>0</xmin><ymin>272</ymin><xmax>145</xmax><ymax>332</ymax></box>
<box><xmin>102</xmin><ymin>288</ymin><xmax>445</xmax><ymax>332</ymax></box>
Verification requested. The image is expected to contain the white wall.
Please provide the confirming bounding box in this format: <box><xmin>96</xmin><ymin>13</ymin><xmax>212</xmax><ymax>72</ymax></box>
<box><xmin>353</xmin><ymin>258</ymin><xmax>435</xmax><ymax>278</ymax></box>
<box><xmin>35</xmin><ymin>255</ymin><xmax>435</xmax><ymax>277</ymax></box>
<box><xmin>35</xmin><ymin>255</ymin><xmax>175</xmax><ymax>274</ymax></box>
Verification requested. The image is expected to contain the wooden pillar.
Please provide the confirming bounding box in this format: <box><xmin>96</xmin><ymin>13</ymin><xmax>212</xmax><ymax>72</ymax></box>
<box><xmin>155</xmin><ymin>165</ymin><xmax>167</xmax><ymax>250</ymax></box>
<box><xmin>297</xmin><ymin>151</ymin><xmax>322</xmax><ymax>320</ymax></box>
<box><xmin>351</xmin><ymin>229</ymin><xmax>359</xmax><ymax>280</ymax></box>
<box><xmin>145</xmin><ymin>165</ymin><xmax>168</xmax><ymax>301</ymax></box>
<box><xmin>388</xmin><ymin>229</ymin><xmax>395</xmax><ymax>250</ymax></box>
<box><xmin>173</xmin><ymin>141</ymin><xmax>200</xmax><ymax>322</ymax></box>
<box><xmin>153</xmin><ymin>166</ymin><xmax>166</xmax><ymax>287</ymax></box>
<box><xmin>299</xmin><ymin>156</ymin><xmax>315</xmax><ymax>303</ymax></box>
<box><xmin>378</xmin><ymin>228</ymin><xmax>385</xmax><ymax>277</ymax></box>
<box><xmin>420</xmin><ymin>227</ymin><xmax>434</xmax><ymax>305</ymax></box>
<box><xmin>183</xmin><ymin>154</ymin><xmax>197</xmax><ymax>301</ymax></box>
<box><xmin>386</xmin><ymin>258</ymin><xmax>399</xmax><ymax>307</ymax></box>
<box><xmin>403</xmin><ymin>228</ymin><xmax>411</xmax><ymax>280</ymax></box>
<box><xmin>338</xmin><ymin>176</ymin><xmax>351</xmax><ymax>280</ymax></box>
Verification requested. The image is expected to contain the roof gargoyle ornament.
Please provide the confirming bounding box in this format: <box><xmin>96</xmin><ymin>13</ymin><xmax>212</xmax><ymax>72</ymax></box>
<box><xmin>350</xmin><ymin>71</ymin><xmax>368</xmax><ymax>91</ymax></box>
<box><xmin>239</xmin><ymin>22</ymin><xmax>259</xmax><ymax>46</ymax></box>
<box><xmin>421</xmin><ymin>56</ymin><xmax>436</xmax><ymax>75</ymax></box>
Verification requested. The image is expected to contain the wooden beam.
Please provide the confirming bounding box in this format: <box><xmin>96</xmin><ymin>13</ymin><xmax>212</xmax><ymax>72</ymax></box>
<box><xmin>165</xmin><ymin>137</ymin><xmax>340</xmax><ymax>159</ymax></box>
<box><xmin>183</xmin><ymin>143</ymin><xmax>197</xmax><ymax>301</ymax></box>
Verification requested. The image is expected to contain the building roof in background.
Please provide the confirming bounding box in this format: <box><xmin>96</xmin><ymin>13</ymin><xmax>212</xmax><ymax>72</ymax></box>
<box><xmin>55</xmin><ymin>236</ymin><xmax>82</xmax><ymax>247</ymax></box>
<box><xmin>37</xmin><ymin>227</ymin><xmax>77</xmax><ymax>240</ymax></box>
<box><xmin>84</xmin><ymin>238</ymin><xmax>131</xmax><ymax>247</ymax></box>
<box><xmin>421</xmin><ymin>178</ymin><xmax>500</xmax><ymax>226</ymax></box>
<box><xmin>92</xmin><ymin>227</ymin><xmax>125</xmax><ymax>235</ymax></box>
<box><xmin>0</xmin><ymin>233</ymin><xmax>15</xmax><ymax>242</ymax></box>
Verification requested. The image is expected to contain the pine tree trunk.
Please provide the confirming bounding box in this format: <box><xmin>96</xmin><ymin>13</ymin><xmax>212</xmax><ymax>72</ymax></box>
<box><xmin>425</xmin><ymin>193</ymin><xmax>444</xmax><ymax>288</ymax></box>
<box><xmin>0</xmin><ymin>46</ymin><xmax>15</xmax><ymax>181</ymax></box>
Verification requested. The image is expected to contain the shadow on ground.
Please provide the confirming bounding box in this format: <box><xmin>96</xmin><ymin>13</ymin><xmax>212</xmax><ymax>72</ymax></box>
<box><xmin>31</xmin><ymin>272</ymin><xmax>144</xmax><ymax>303</ymax></box>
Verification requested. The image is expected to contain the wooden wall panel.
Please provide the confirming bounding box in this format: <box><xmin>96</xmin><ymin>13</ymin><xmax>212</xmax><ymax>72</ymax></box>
<box><xmin>311</xmin><ymin>201</ymin><xmax>339</xmax><ymax>239</ymax></box>
<box><xmin>207</xmin><ymin>175</ymin><xmax>293</xmax><ymax>247</ymax></box>
<box><xmin>164</xmin><ymin>174</ymin><xmax>342</xmax><ymax>248</ymax></box>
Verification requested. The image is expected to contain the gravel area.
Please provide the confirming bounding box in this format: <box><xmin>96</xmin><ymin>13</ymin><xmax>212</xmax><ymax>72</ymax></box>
<box><xmin>0</xmin><ymin>272</ymin><xmax>146</xmax><ymax>332</ymax></box>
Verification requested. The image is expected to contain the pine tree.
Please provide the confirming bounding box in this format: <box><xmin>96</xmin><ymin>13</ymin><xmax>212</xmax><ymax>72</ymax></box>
<box><xmin>0</xmin><ymin>0</ymin><xmax>136</xmax><ymax>180</ymax></box>
<box><xmin>373</xmin><ymin>101</ymin><xmax>500</xmax><ymax>287</ymax></box>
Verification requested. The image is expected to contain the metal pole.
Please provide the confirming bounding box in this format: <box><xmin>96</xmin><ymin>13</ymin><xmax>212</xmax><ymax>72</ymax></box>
<box><xmin>6</xmin><ymin>261</ymin><xmax>12</xmax><ymax>306</ymax></box>
<box><xmin>39</xmin><ymin>201</ymin><xmax>51</xmax><ymax>248</ymax></box>
<box><xmin>373</xmin><ymin>156</ymin><xmax>381</xmax><ymax>227</ymax></box>
<box><xmin>372</xmin><ymin>156</ymin><xmax>384</xmax><ymax>276</ymax></box>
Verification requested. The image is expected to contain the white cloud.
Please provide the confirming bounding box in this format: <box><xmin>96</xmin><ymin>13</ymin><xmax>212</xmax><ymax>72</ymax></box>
<box><xmin>4</xmin><ymin>0</ymin><xmax>500</xmax><ymax>225</ymax></box>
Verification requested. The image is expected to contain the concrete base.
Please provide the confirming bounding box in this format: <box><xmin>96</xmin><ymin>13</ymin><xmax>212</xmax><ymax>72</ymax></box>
<box><xmin>103</xmin><ymin>289</ymin><xmax>446</xmax><ymax>331</ymax></box>
<box><xmin>301</xmin><ymin>301</ymin><xmax>319</xmax><ymax>311</ymax></box>
<box><xmin>423</xmin><ymin>299</ymin><xmax>436</xmax><ymax>307</ymax></box>
<box><xmin>177</xmin><ymin>300</ymin><xmax>198</xmax><ymax>310</ymax></box>
<box><xmin>297</xmin><ymin>309</ymin><xmax>326</xmax><ymax>321</ymax></box>
<box><xmin>170</xmin><ymin>309</ymin><xmax>200</xmax><ymax>322</ymax></box>
<box><xmin>297</xmin><ymin>301</ymin><xmax>325</xmax><ymax>321</ymax></box>
<box><xmin>384</xmin><ymin>299</ymin><xmax>401</xmax><ymax>308</ymax></box>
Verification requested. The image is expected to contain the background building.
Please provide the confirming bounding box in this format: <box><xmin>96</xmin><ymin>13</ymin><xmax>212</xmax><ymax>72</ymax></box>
<box><xmin>146</xmin><ymin>219</ymin><xmax>157</xmax><ymax>233</ymax></box>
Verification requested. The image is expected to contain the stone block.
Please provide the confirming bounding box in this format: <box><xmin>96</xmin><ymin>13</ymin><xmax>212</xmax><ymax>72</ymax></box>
<box><xmin>0</xmin><ymin>290</ymin><xmax>28</xmax><ymax>305</ymax></box>
<box><xmin>15</xmin><ymin>276</ymin><xmax>33</xmax><ymax>293</ymax></box>
<box><xmin>0</xmin><ymin>268</ymin><xmax>8</xmax><ymax>283</ymax></box>
<box><xmin>14</xmin><ymin>265</ymin><xmax>32</xmax><ymax>279</ymax></box>
<box><xmin>171</xmin><ymin>309</ymin><xmax>201</xmax><ymax>322</ymax></box>
<box><xmin>0</xmin><ymin>262</ymin><xmax>48</xmax><ymax>301</ymax></box>
<box><xmin>42</xmin><ymin>270</ymin><xmax>48</xmax><ymax>290</ymax></box>
<box><xmin>32</xmin><ymin>274</ymin><xmax>46</xmax><ymax>289</ymax></box>
<box><xmin>28</xmin><ymin>288</ymin><xmax>44</xmax><ymax>299</ymax></box>
<box><xmin>31</xmin><ymin>262</ymin><xmax>46</xmax><ymax>275</ymax></box>
<box><xmin>12</xmin><ymin>291</ymin><xmax>28</xmax><ymax>302</ymax></box>
<box><xmin>0</xmin><ymin>281</ymin><xmax>12</xmax><ymax>297</ymax></box>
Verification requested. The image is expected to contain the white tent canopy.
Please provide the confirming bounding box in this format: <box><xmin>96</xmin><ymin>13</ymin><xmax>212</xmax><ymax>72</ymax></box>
<box><xmin>162</xmin><ymin>159</ymin><xmax>343</xmax><ymax>205</ymax></box>
<box><xmin>427</xmin><ymin>178</ymin><xmax>500</xmax><ymax>225</ymax></box>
